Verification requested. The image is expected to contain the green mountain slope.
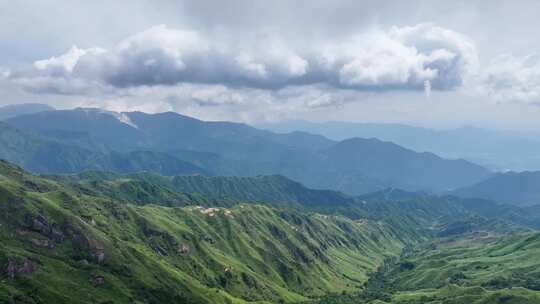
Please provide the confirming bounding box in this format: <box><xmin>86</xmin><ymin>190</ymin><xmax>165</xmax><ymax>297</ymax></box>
<box><xmin>318</xmin><ymin>232</ymin><xmax>540</xmax><ymax>304</ymax></box>
<box><xmin>357</xmin><ymin>189</ymin><xmax>540</xmax><ymax>230</ymax></box>
<box><xmin>382</xmin><ymin>232</ymin><xmax>540</xmax><ymax>304</ymax></box>
<box><xmin>49</xmin><ymin>172</ymin><xmax>354</xmax><ymax>208</ymax></box>
<box><xmin>47</xmin><ymin>170</ymin><xmax>540</xmax><ymax>233</ymax></box>
<box><xmin>387</xmin><ymin>232</ymin><xmax>540</xmax><ymax>292</ymax></box>
<box><xmin>2</xmin><ymin>160</ymin><xmax>540</xmax><ymax>303</ymax></box>
<box><xmin>0</xmin><ymin>161</ymin><xmax>413</xmax><ymax>304</ymax></box>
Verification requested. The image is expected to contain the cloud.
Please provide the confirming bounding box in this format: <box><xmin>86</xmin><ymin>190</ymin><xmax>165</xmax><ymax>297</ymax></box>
<box><xmin>315</xmin><ymin>23</ymin><xmax>478</xmax><ymax>91</ymax></box>
<box><xmin>478</xmin><ymin>54</ymin><xmax>540</xmax><ymax>104</ymax></box>
<box><xmin>8</xmin><ymin>46</ymin><xmax>107</xmax><ymax>95</ymax></box>
<box><xmin>167</xmin><ymin>84</ymin><xmax>247</xmax><ymax>107</ymax></box>
<box><xmin>0</xmin><ymin>67</ymin><xmax>10</xmax><ymax>78</ymax></box>
<box><xmin>7</xmin><ymin>23</ymin><xmax>478</xmax><ymax>96</ymax></box>
<box><xmin>33</xmin><ymin>46</ymin><xmax>106</xmax><ymax>74</ymax></box>
<box><xmin>424</xmin><ymin>80</ymin><xmax>431</xmax><ymax>98</ymax></box>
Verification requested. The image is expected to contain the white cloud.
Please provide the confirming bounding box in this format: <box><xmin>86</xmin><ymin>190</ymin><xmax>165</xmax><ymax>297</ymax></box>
<box><xmin>478</xmin><ymin>54</ymin><xmax>540</xmax><ymax>104</ymax></box>
<box><xmin>7</xmin><ymin>23</ymin><xmax>478</xmax><ymax>97</ymax></box>
<box><xmin>34</xmin><ymin>46</ymin><xmax>106</xmax><ymax>74</ymax></box>
<box><xmin>0</xmin><ymin>67</ymin><xmax>10</xmax><ymax>78</ymax></box>
<box><xmin>424</xmin><ymin>80</ymin><xmax>431</xmax><ymax>98</ymax></box>
<box><xmin>316</xmin><ymin>23</ymin><xmax>478</xmax><ymax>90</ymax></box>
<box><xmin>182</xmin><ymin>85</ymin><xmax>246</xmax><ymax>107</ymax></box>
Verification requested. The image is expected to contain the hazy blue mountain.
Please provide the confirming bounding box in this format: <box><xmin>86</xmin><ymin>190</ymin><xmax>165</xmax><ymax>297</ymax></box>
<box><xmin>0</xmin><ymin>122</ymin><xmax>207</xmax><ymax>175</ymax></box>
<box><xmin>5</xmin><ymin>107</ymin><xmax>492</xmax><ymax>194</ymax></box>
<box><xmin>313</xmin><ymin>137</ymin><xmax>491</xmax><ymax>193</ymax></box>
<box><xmin>95</xmin><ymin>150</ymin><xmax>208</xmax><ymax>176</ymax></box>
<box><xmin>259</xmin><ymin>120</ymin><xmax>436</xmax><ymax>143</ymax></box>
<box><xmin>0</xmin><ymin>103</ymin><xmax>55</xmax><ymax>120</ymax></box>
<box><xmin>453</xmin><ymin>171</ymin><xmax>540</xmax><ymax>206</ymax></box>
<box><xmin>259</xmin><ymin>120</ymin><xmax>540</xmax><ymax>171</ymax></box>
<box><xmin>6</xmin><ymin>108</ymin><xmax>146</xmax><ymax>152</ymax></box>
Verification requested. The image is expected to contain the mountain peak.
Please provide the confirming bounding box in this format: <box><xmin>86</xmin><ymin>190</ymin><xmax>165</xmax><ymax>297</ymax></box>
<box><xmin>0</xmin><ymin>103</ymin><xmax>55</xmax><ymax>120</ymax></box>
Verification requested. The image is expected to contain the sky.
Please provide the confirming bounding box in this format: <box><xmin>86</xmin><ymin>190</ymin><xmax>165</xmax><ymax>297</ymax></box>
<box><xmin>2</xmin><ymin>0</ymin><xmax>540</xmax><ymax>130</ymax></box>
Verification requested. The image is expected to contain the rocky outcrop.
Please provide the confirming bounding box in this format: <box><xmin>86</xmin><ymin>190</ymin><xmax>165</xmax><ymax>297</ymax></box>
<box><xmin>150</xmin><ymin>243</ymin><xmax>168</xmax><ymax>256</ymax></box>
<box><xmin>90</xmin><ymin>274</ymin><xmax>106</xmax><ymax>287</ymax></box>
<box><xmin>23</xmin><ymin>180</ymin><xmax>52</xmax><ymax>193</ymax></box>
<box><xmin>91</xmin><ymin>249</ymin><xmax>106</xmax><ymax>264</ymax></box>
<box><xmin>4</xmin><ymin>257</ymin><xmax>37</xmax><ymax>280</ymax></box>
<box><xmin>202</xmin><ymin>235</ymin><xmax>215</xmax><ymax>244</ymax></box>
<box><xmin>177</xmin><ymin>243</ymin><xmax>190</xmax><ymax>254</ymax></box>
<box><xmin>31</xmin><ymin>238</ymin><xmax>54</xmax><ymax>249</ymax></box>
<box><xmin>63</xmin><ymin>224</ymin><xmax>107</xmax><ymax>264</ymax></box>
<box><xmin>29</xmin><ymin>214</ymin><xmax>64</xmax><ymax>242</ymax></box>
<box><xmin>31</xmin><ymin>215</ymin><xmax>51</xmax><ymax>235</ymax></box>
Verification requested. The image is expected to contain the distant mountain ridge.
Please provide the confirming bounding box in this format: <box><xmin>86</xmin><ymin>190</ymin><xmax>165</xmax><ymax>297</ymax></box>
<box><xmin>0</xmin><ymin>121</ymin><xmax>207</xmax><ymax>176</ymax></box>
<box><xmin>259</xmin><ymin>120</ymin><xmax>540</xmax><ymax>171</ymax></box>
<box><xmin>49</xmin><ymin>168</ymin><xmax>540</xmax><ymax>230</ymax></box>
<box><xmin>3</xmin><ymin>107</ymin><xmax>492</xmax><ymax>194</ymax></box>
<box><xmin>0</xmin><ymin>103</ymin><xmax>55</xmax><ymax>120</ymax></box>
<box><xmin>49</xmin><ymin>171</ymin><xmax>356</xmax><ymax>208</ymax></box>
<box><xmin>453</xmin><ymin>171</ymin><xmax>540</xmax><ymax>206</ymax></box>
<box><xmin>318</xmin><ymin>137</ymin><xmax>488</xmax><ymax>193</ymax></box>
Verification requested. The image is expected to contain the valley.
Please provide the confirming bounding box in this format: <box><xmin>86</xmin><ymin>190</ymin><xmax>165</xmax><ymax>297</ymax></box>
<box><xmin>2</xmin><ymin>2</ymin><xmax>540</xmax><ymax>303</ymax></box>
<box><xmin>319</xmin><ymin>232</ymin><xmax>540</xmax><ymax>304</ymax></box>
<box><xmin>1</xmin><ymin>158</ymin><xmax>540</xmax><ymax>303</ymax></box>
<box><xmin>1</xmin><ymin>105</ymin><xmax>540</xmax><ymax>303</ymax></box>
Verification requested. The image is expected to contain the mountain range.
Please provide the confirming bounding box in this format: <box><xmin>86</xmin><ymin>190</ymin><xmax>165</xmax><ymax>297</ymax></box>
<box><xmin>453</xmin><ymin>171</ymin><xmax>540</xmax><ymax>206</ymax></box>
<box><xmin>0</xmin><ymin>121</ymin><xmax>207</xmax><ymax>176</ymax></box>
<box><xmin>2</xmin><ymin>158</ymin><xmax>540</xmax><ymax>303</ymax></box>
<box><xmin>1</xmin><ymin>103</ymin><xmax>540</xmax><ymax>303</ymax></box>
<box><xmin>1</xmin><ymin>105</ymin><xmax>491</xmax><ymax>195</ymax></box>
<box><xmin>0</xmin><ymin>103</ymin><xmax>55</xmax><ymax>121</ymax></box>
<box><xmin>259</xmin><ymin>120</ymin><xmax>540</xmax><ymax>171</ymax></box>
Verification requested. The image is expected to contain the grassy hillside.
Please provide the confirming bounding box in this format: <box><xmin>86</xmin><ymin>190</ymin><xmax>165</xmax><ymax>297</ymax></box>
<box><xmin>0</xmin><ymin>161</ymin><xmax>412</xmax><ymax>304</ymax></box>
<box><xmin>388</xmin><ymin>233</ymin><xmax>540</xmax><ymax>292</ymax></box>
<box><xmin>3</xmin><ymin>160</ymin><xmax>540</xmax><ymax>303</ymax></box>
<box><xmin>318</xmin><ymin>231</ymin><xmax>540</xmax><ymax>304</ymax></box>
<box><xmin>48</xmin><ymin>172</ymin><xmax>355</xmax><ymax>208</ymax></box>
<box><xmin>48</xmin><ymin>171</ymin><xmax>540</xmax><ymax>233</ymax></box>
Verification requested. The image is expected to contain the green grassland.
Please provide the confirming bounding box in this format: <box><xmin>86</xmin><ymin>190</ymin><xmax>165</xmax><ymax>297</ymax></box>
<box><xmin>0</xmin><ymin>161</ymin><xmax>411</xmax><ymax>303</ymax></box>
<box><xmin>3</xmin><ymin>160</ymin><xmax>540</xmax><ymax>303</ymax></box>
<box><xmin>318</xmin><ymin>232</ymin><xmax>540</xmax><ymax>304</ymax></box>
